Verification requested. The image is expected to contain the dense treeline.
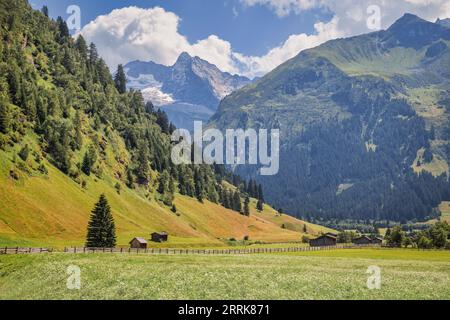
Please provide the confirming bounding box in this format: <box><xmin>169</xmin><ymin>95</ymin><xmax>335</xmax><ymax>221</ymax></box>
<box><xmin>0</xmin><ymin>0</ymin><xmax>262</xmax><ymax>216</ymax></box>
<box><xmin>384</xmin><ymin>222</ymin><xmax>450</xmax><ymax>249</ymax></box>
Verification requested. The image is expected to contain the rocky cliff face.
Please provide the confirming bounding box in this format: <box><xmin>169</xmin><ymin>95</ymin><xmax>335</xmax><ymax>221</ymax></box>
<box><xmin>125</xmin><ymin>52</ymin><xmax>251</xmax><ymax>131</ymax></box>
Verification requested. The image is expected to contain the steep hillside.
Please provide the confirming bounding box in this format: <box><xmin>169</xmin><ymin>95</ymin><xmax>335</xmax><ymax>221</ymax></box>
<box><xmin>125</xmin><ymin>52</ymin><xmax>251</xmax><ymax>131</ymax></box>
<box><xmin>210</xmin><ymin>14</ymin><xmax>450</xmax><ymax>222</ymax></box>
<box><xmin>0</xmin><ymin>146</ymin><xmax>328</xmax><ymax>248</ymax></box>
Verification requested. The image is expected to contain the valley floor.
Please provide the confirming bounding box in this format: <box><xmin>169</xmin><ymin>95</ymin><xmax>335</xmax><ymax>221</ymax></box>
<box><xmin>0</xmin><ymin>249</ymin><xmax>449</xmax><ymax>300</ymax></box>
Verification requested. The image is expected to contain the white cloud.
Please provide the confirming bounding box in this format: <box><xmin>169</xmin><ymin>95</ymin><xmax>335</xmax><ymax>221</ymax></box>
<box><xmin>233</xmin><ymin>17</ymin><xmax>342</xmax><ymax>76</ymax></box>
<box><xmin>81</xmin><ymin>1</ymin><xmax>450</xmax><ymax>79</ymax></box>
<box><xmin>80</xmin><ymin>7</ymin><xmax>189</xmax><ymax>69</ymax></box>
<box><xmin>241</xmin><ymin>0</ymin><xmax>450</xmax><ymax>33</ymax></box>
<box><xmin>80</xmin><ymin>6</ymin><xmax>341</xmax><ymax>78</ymax></box>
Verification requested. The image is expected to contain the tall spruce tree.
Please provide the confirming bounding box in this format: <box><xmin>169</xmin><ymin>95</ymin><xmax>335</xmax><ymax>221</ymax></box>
<box><xmin>0</xmin><ymin>101</ymin><xmax>10</xmax><ymax>134</ymax></box>
<box><xmin>233</xmin><ymin>191</ymin><xmax>242</xmax><ymax>213</ymax></box>
<box><xmin>258</xmin><ymin>184</ymin><xmax>264</xmax><ymax>202</ymax></box>
<box><xmin>85</xmin><ymin>194</ymin><xmax>116</xmax><ymax>248</ymax></box>
<box><xmin>114</xmin><ymin>64</ymin><xmax>127</xmax><ymax>94</ymax></box>
<box><xmin>41</xmin><ymin>5</ymin><xmax>49</xmax><ymax>17</ymax></box>
<box><xmin>81</xmin><ymin>151</ymin><xmax>91</xmax><ymax>175</ymax></box>
<box><xmin>244</xmin><ymin>196</ymin><xmax>250</xmax><ymax>216</ymax></box>
<box><xmin>256</xmin><ymin>199</ymin><xmax>264</xmax><ymax>212</ymax></box>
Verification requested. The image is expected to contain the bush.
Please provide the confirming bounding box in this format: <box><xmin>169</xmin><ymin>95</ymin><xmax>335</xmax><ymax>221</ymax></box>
<box><xmin>0</xmin><ymin>134</ymin><xmax>8</xmax><ymax>150</ymax></box>
<box><xmin>417</xmin><ymin>236</ymin><xmax>432</xmax><ymax>249</ymax></box>
<box><xmin>18</xmin><ymin>144</ymin><xmax>30</xmax><ymax>161</ymax></box>
<box><xmin>301</xmin><ymin>235</ymin><xmax>310</xmax><ymax>244</ymax></box>
<box><xmin>38</xmin><ymin>163</ymin><xmax>48</xmax><ymax>174</ymax></box>
<box><xmin>115</xmin><ymin>182</ymin><xmax>121</xmax><ymax>194</ymax></box>
<box><xmin>9</xmin><ymin>169</ymin><xmax>19</xmax><ymax>180</ymax></box>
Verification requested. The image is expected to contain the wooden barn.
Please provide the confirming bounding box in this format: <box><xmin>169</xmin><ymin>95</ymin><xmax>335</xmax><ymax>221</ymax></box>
<box><xmin>151</xmin><ymin>232</ymin><xmax>169</xmax><ymax>243</ymax></box>
<box><xmin>129</xmin><ymin>237</ymin><xmax>148</xmax><ymax>249</ymax></box>
<box><xmin>353</xmin><ymin>235</ymin><xmax>372</xmax><ymax>245</ymax></box>
<box><xmin>310</xmin><ymin>234</ymin><xmax>337</xmax><ymax>247</ymax></box>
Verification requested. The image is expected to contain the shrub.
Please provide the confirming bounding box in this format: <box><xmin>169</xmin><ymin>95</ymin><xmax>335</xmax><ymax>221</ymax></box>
<box><xmin>38</xmin><ymin>163</ymin><xmax>48</xmax><ymax>174</ymax></box>
<box><xmin>115</xmin><ymin>182</ymin><xmax>121</xmax><ymax>194</ymax></box>
<box><xmin>18</xmin><ymin>144</ymin><xmax>30</xmax><ymax>161</ymax></box>
<box><xmin>301</xmin><ymin>235</ymin><xmax>310</xmax><ymax>244</ymax></box>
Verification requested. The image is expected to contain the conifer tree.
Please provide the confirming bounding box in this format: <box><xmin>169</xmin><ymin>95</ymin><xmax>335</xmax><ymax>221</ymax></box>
<box><xmin>136</xmin><ymin>143</ymin><xmax>150</xmax><ymax>184</ymax></box>
<box><xmin>18</xmin><ymin>144</ymin><xmax>29</xmax><ymax>161</ymax></box>
<box><xmin>75</xmin><ymin>35</ymin><xmax>88</xmax><ymax>60</ymax></box>
<box><xmin>233</xmin><ymin>191</ymin><xmax>242</xmax><ymax>213</ymax></box>
<box><xmin>156</xmin><ymin>109</ymin><xmax>170</xmax><ymax>134</ymax></box>
<box><xmin>73</xmin><ymin>111</ymin><xmax>83</xmax><ymax>150</ymax></box>
<box><xmin>85</xmin><ymin>194</ymin><xmax>116</xmax><ymax>248</ymax></box>
<box><xmin>81</xmin><ymin>151</ymin><xmax>91</xmax><ymax>175</ymax></box>
<box><xmin>114</xmin><ymin>64</ymin><xmax>127</xmax><ymax>94</ymax></box>
<box><xmin>41</xmin><ymin>5</ymin><xmax>49</xmax><ymax>17</ymax></box>
<box><xmin>0</xmin><ymin>101</ymin><xmax>10</xmax><ymax>134</ymax></box>
<box><xmin>256</xmin><ymin>199</ymin><xmax>264</xmax><ymax>212</ymax></box>
<box><xmin>244</xmin><ymin>196</ymin><xmax>250</xmax><ymax>216</ymax></box>
<box><xmin>222</xmin><ymin>189</ymin><xmax>230</xmax><ymax>209</ymax></box>
<box><xmin>56</xmin><ymin>17</ymin><xmax>70</xmax><ymax>43</ymax></box>
<box><xmin>88</xmin><ymin>43</ymin><xmax>98</xmax><ymax>65</ymax></box>
<box><xmin>158</xmin><ymin>170</ymin><xmax>169</xmax><ymax>194</ymax></box>
<box><xmin>258</xmin><ymin>184</ymin><xmax>264</xmax><ymax>202</ymax></box>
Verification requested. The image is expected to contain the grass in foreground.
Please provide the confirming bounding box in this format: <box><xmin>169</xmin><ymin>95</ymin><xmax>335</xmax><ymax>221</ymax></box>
<box><xmin>0</xmin><ymin>249</ymin><xmax>449</xmax><ymax>300</ymax></box>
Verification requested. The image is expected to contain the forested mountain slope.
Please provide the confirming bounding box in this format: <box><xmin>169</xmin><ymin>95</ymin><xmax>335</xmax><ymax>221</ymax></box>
<box><xmin>210</xmin><ymin>14</ymin><xmax>450</xmax><ymax>222</ymax></box>
<box><xmin>0</xmin><ymin>0</ymin><xmax>327</xmax><ymax>247</ymax></box>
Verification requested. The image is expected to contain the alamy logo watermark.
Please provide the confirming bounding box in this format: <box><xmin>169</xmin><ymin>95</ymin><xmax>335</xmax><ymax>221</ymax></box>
<box><xmin>171</xmin><ymin>121</ymin><xmax>280</xmax><ymax>176</ymax></box>
<box><xmin>66</xmin><ymin>5</ymin><xmax>81</xmax><ymax>33</ymax></box>
<box><xmin>366</xmin><ymin>5</ymin><xmax>382</xmax><ymax>31</ymax></box>
<box><xmin>66</xmin><ymin>265</ymin><xmax>81</xmax><ymax>290</ymax></box>
<box><xmin>366</xmin><ymin>265</ymin><xmax>381</xmax><ymax>290</ymax></box>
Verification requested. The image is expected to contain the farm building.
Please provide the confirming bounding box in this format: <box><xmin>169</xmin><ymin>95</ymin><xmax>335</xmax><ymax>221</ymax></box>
<box><xmin>353</xmin><ymin>236</ymin><xmax>372</xmax><ymax>245</ymax></box>
<box><xmin>310</xmin><ymin>234</ymin><xmax>337</xmax><ymax>247</ymax></box>
<box><xmin>151</xmin><ymin>232</ymin><xmax>169</xmax><ymax>243</ymax></box>
<box><xmin>129</xmin><ymin>237</ymin><xmax>148</xmax><ymax>249</ymax></box>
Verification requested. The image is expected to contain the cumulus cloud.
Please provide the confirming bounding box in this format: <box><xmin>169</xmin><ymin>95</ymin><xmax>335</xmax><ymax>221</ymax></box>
<box><xmin>80</xmin><ymin>7</ymin><xmax>189</xmax><ymax>69</ymax></box>
<box><xmin>80</xmin><ymin>6</ymin><xmax>342</xmax><ymax>78</ymax></box>
<box><xmin>234</xmin><ymin>17</ymin><xmax>342</xmax><ymax>76</ymax></box>
<box><xmin>80</xmin><ymin>1</ymin><xmax>450</xmax><ymax>79</ymax></box>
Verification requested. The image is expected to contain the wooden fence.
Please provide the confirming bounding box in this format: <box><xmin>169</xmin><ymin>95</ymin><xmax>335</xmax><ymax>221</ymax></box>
<box><xmin>62</xmin><ymin>244</ymin><xmax>380</xmax><ymax>255</ymax></box>
<box><xmin>0</xmin><ymin>247</ymin><xmax>52</xmax><ymax>255</ymax></box>
<box><xmin>0</xmin><ymin>244</ymin><xmax>382</xmax><ymax>255</ymax></box>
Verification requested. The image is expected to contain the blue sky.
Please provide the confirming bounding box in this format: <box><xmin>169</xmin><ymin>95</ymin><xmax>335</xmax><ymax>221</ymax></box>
<box><xmin>30</xmin><ymin>0</ymin><xmax>330</xmax><ymax>56</ymax></box>
<box><xmin>28</xmin><ymin>0</ymin><xmax>450</xmax><ymax>77</ymax></box>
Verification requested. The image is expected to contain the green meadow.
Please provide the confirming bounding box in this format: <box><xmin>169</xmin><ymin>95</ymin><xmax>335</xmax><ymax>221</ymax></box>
<box><xmin>0</xmin><ymin>249</ymin><xmax>449</xmax><ymax>300</ymax></box>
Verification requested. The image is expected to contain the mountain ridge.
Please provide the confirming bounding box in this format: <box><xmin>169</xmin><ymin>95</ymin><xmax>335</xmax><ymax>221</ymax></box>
<box><xmin>125</xmin><ymin>52</ymin><xmax>252</xmax><ymax>131</ymax></box>
<box><xmin>210</xmin><ymin>13</ymin><xmax>450</xmax><ymax>222</ymax></box>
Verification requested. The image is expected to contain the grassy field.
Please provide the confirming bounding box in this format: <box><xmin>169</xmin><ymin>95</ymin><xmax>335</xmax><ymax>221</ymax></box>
<box><xmin>0</xmin><ymin>249</ymin><xmax>448</xmax><ymax>300</ymax></box>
